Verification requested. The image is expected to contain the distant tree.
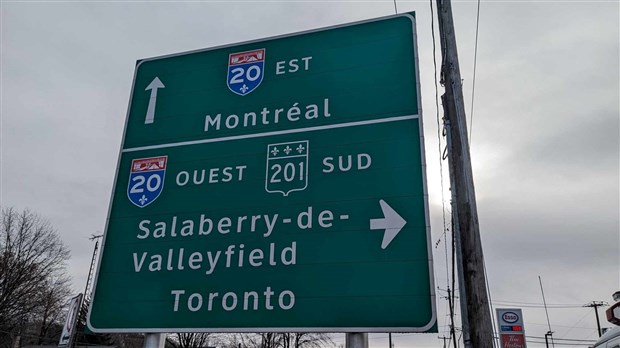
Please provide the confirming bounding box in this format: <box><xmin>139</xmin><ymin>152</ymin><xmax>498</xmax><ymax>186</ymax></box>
<box><xmin>281</xmin><ymin>333</ymin><xmax>334</xmax><ymax>348</ymax></box>
<box><xmin>168</xmin><ymin>333</ymin><xmax>216</xmax><ymax>348</ymax></box>
<box><xmin>34</xmin><ymin>276</ymin><xmax>72</xmax><ymax>344</ymax></box>
<box><xmin>168</xmin><ymin>332</ymin><xmax>334</xmax><ymax>348</ymax></box>
<box><xmin>217</xmin><ymin>333</ymin><xmax>334</xmax><ymax>348</ymax></box>
<box><xmin>0</xmin><ymin>207</ymin><xmax>72</xmax><ymax>347</ymax></box>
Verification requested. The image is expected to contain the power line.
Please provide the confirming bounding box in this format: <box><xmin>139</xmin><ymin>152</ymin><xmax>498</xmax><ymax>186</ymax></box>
<box><xmin>430</xmin><ymin>0</ymin><xmax>457</xmax><ymax>346</ymax></box>
<box><xmin>559</xmin><ymin>308</ymin><xmax>593</xmax><ymax>339</ymax></box>
<box><xmin>446</xmin><ymin>298</ymin><xmax>586</xmax><ymax>309</ymax></box>
<box><xmin>526</xmin><ymin>341</ymin><xmax>592</xmax><ymax>347</ymax></box>
<box><xmin>494</xmin><ymin>299</ymin><xmax>587</xmax><ymax>305</ymax></box>
<box><xmin>335</xmin><ymin>332</ymin><xmax>598</xmax><ymax>346</ymax></box>
<box><xmin>493</xmin><ymin>300</ymin><xmax>587</xmax><ymax>308</ymax></box>
<box><xmin>526</xmin><ymin>335</ymin><xmax>596</xmax><ymax>343</ymax></box>
<box><xmin>430</xmin><ymin>0</ymin><xmax>450</xmax><ymax>264</ymax></box>
<box><xmin>469</xmin><ymin>0</ymin><xmax>481</xmax><ymax>144</ymax></box>
<box><xmin>494</xmin><ymin>304</ymin><xmax>585</xmax><ymax>309</ymax></box>
<box><xmin>471</xmin><ymin>5</ymin><xmax>494</xmax><ymax>346</ymax></box>
<box><xmin>484</xmin><ymin>261</ymin><xmax>498</xmax><ymax>348</ymax></box>
<box><xmin>525</xmin><ymin>322</ymin><xmax>596</xmax><ymax>330</ymax></box>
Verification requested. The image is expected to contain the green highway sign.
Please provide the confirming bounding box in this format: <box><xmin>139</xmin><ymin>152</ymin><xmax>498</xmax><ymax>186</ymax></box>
<box><xmin>88</xmin><ymin>13</ymin><xmax>436</xmax><ymax>333</ymax></box>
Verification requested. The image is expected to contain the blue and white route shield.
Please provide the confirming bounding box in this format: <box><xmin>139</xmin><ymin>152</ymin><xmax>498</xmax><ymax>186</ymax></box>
<box><xmin>127</xmin><ymin>156</ymin><xmax>167</xmax><ymax>208</ymax></box>
<box><xmin>227</xmin><ymin>49</ymin><xmax>265</xmax><ymax>96</ymax></box>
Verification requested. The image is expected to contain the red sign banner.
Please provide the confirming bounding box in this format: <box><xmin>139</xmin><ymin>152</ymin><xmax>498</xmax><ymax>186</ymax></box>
<box><xmin>500</xmin><ymin>333</ymin><xmax>526</xmax><ymax>348</ymax></box>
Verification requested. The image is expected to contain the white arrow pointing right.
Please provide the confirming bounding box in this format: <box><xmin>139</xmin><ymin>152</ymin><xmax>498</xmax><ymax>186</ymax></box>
<box><xmin>370</xmin><ymin>199</ymin><xmax>407</xmax><ymax>249</ymax></box>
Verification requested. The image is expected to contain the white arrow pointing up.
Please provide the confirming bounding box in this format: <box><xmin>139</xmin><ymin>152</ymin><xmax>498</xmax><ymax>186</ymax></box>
<box><xmin>144</xmin><ymin>77</ymin><xmax>165</xmax><ymax>124</ymax></box>
<box><xmin>370</xmin><ymin>199</ymin><xmax>407</xmax><ymax>249</ymax></box>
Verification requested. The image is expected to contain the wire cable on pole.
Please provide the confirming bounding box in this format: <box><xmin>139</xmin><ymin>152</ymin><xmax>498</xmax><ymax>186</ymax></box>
<box><xmin>493</xmin><ymin>300</ymin><xmax>588</xmax><ymax>307</ymax></box>
<box><xmin>564</xmin><ymin>309</ymin><xmax>594</xmax><ymax>335</ymax></box>
<box><xmin>430</xmin><ymin>0</ymin><xmax>456</xmax><ymax>346</ymax></box>
<box><xmin>430</xmin><ymin>0</ymin><xmax>448</xmax><ymax>293</ymax></box>
<box><xmin>483</xmin><ymin>261</ymin><xmax>498</xmax><ymax>348</ymax></box>
<box><xmin>469</xmin><ymin>0</ymin><xmax>481</xmax><ymax>144</ymax></box>
<box><xmin>476</xmin><ymin>4</ymin><xmax>495</xmax><ymax>336</ymax></box>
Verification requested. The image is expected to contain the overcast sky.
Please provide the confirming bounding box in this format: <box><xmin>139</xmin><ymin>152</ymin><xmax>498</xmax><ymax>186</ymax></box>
<box><xmin>1</xmin><ymin>1</ymin><xmax>618</xmax><ymax>347</ymax></box>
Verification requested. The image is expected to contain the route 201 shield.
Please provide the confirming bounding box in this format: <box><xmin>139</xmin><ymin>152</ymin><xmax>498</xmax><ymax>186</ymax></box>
<box><xmin>265</xmin><ymin>141</ymin><xmax>309</xmax><ymax>196</ymax></box>
<box><xmin>127</xmin><ymin>156</ymin><xmax>167</xmax><ymax>208</ymax></box>
<box><xmin>227</xmin><ymin>49</ymin><xmax>265</xmax><ymax>96</ymax></box>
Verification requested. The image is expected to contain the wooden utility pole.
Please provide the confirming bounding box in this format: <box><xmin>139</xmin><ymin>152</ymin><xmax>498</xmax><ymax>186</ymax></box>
<box><xmin>584</xmin><ymin>301</ymin><xmax>608</xmax><ymax>337</ymax></box>
<box><xmin>436</xmin><ymin>1</ymin><xmax>494</xmax><ymax>347</ymax></box>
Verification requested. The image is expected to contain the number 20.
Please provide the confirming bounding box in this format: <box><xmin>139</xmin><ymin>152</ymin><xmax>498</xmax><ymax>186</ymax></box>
<box><xmin>130</xmin><ymin>174</ymin><xmax>162</xmax><ymax>193</ymax></box>
<box><xmin>229</xmin><ymin>66</ymin><xmax>261</xmax><ymax>84</ymax></box>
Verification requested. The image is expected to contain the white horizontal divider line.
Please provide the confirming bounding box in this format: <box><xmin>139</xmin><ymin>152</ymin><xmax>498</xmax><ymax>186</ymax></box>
<box><xmin>122</xmin><ymin>114</ymin><xmax>419</xmax><ymax>153</ymax></box>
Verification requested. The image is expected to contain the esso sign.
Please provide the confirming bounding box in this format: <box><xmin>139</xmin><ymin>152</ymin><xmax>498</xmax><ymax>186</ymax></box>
<box><xmin>502</xmin><ymin>312</ymin><xmax>519</xmax><ymax>323</ymax></box>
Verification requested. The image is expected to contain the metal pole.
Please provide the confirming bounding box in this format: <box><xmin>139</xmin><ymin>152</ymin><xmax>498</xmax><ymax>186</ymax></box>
<box><xmin>346</xmin><ymin>333</ymin><xmax>368</xmax><ymax>348</ymax></box>
<box><xmin>538</xmin><ymin>276</ymin><xmax>554</xmax><ymax>348</ymax></box>
<box><xmin>144</xmin><ymin>333</ymin><xmax>166</xmax><ymax>348</ymax></box>
<box><xmin>83</xmin><ymin>238</ymin><xmax>101</xmax><ymax>300</ymax></box>
<box><xmin>70</xmin><ymin>236</ymin><xmax>101</xmax><ymax>348</ymax></box>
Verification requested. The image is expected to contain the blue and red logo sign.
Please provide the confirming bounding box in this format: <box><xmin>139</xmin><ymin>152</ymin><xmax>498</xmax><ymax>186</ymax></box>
<box><xmin>127</xmin><ymin>156</ymin><xmax>167</xmax><ymax>208</ymax></box>
<box><xmin>227</xmin><ymin>49</ymin><xmax>265</xmax><ymax>96</ymax></box>
<box><xmin>502</xmin><ymin>312</ymin><xmax>519</xmax><ymax>324</ymax></box>
<box><xmin>501</xmin><ymin>325</ymin><xmax>523</xmax><ymax>332</ymax></box>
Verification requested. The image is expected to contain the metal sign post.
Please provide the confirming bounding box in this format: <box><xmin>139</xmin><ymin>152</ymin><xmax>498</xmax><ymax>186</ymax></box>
<box><xmin>346</xmin><ymin>333</ymin><xmax>369</xmax><ymax>348</ymax></box>
<box><xmin>143</xmin><ymin>333</ymin><xmax>166</xmax><ymax>348</ymax></box>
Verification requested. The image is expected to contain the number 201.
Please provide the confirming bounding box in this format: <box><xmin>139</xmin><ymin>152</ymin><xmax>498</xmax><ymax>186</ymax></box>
<box><xmin>270</xmin><ymin>162</ymin><xmax>305</xmax><ymax>183</ymax></box>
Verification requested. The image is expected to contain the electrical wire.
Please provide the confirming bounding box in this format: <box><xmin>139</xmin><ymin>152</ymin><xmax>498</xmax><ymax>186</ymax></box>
<box><xmin>526</xmin><ymin>341</ymin><xmax>592</xmax><ymax>347</ymax></box>
<box><xmin>430</xmin><ymin>0</ymin><xmax>448</xmax><ymax>259</ymax></box>
<box><xmin>472</xmin><ymin>3</ymin><xmax>495</xmax><ymax>344</ymax></box>
<box><xmin>446</xmin><ymin>297</ymin><xmax>587</xmax><ymax>309</ymax></box>
<box><xmin>430</xmin><ymin>0</ymin><xmax>457</xmax><ymax>346</ymax></box>
<box><xmin>484</xmin><ymin>260</ymin><xmax>498</xmax><ymax>348</ymax></box>
<box><xmin>525</xmin><ymin>322</ymin><xmax>597</xmax><ymax>330</ymax></box>
<box><xmin>469</xmin><ymin>0</ymin><xmax>481</xmax><ymax>144</ymax></box>
<box><xmin>493</xmin><ymin>301</ymin><xmax>586</xmax><ymax>309</ymax></box>
<box><xmin>558</xmin><ymin>308</ymin><xmax>594</xmax><ymax>339</ymax></box>
<box><xmin>526</xmin><ymin>335</ymin><xmax>596</xmax><ymax>343</ymax></box>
